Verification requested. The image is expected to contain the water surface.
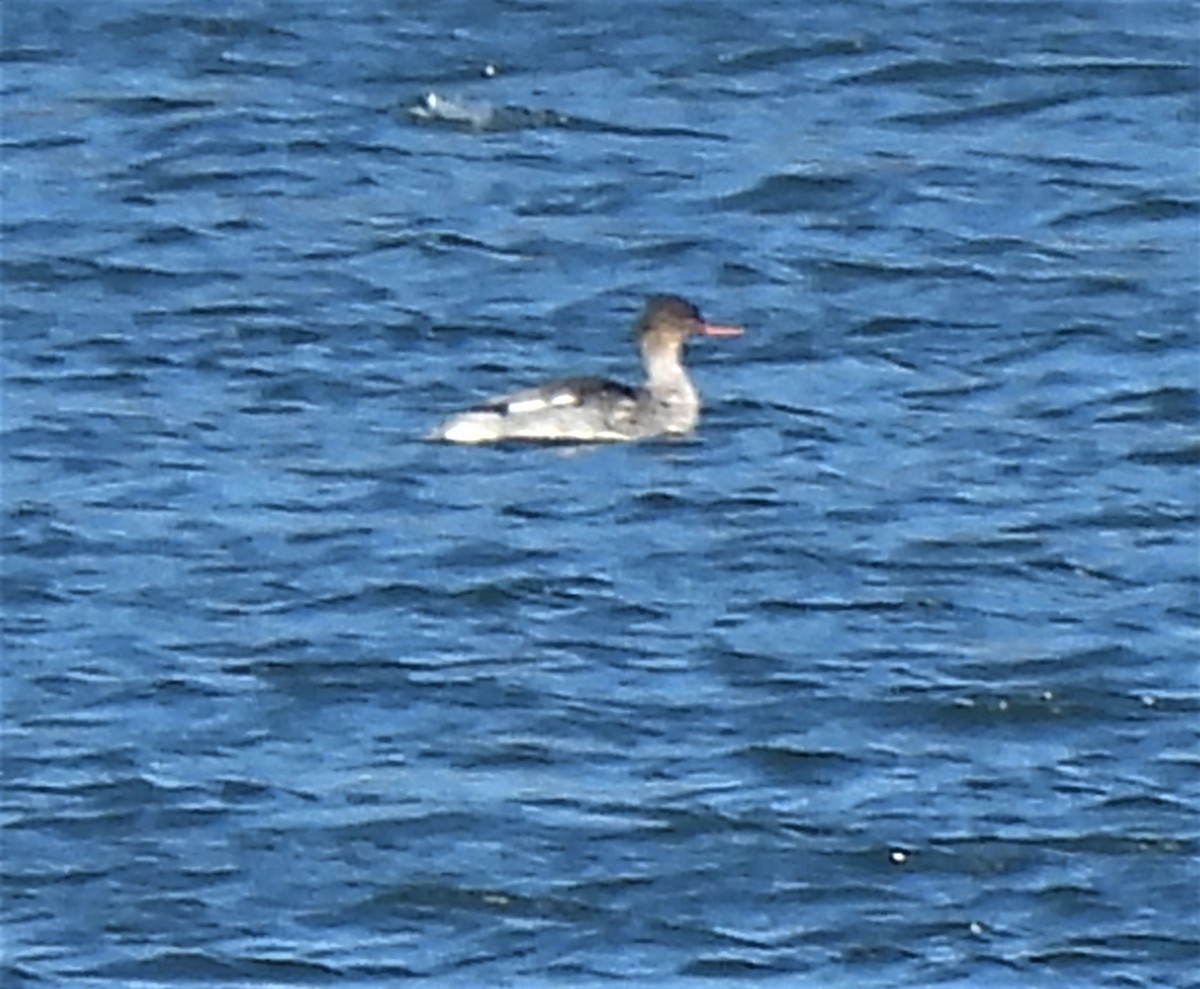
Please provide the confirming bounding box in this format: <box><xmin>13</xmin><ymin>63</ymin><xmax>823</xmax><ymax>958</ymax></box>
<box><xmin>3</xmin><ymin>1</ymin><xmax>1198</xmax><ymax>986</ymax></box>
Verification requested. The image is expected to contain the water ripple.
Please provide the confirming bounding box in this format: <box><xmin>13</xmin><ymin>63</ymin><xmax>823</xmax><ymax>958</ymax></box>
<box><xmin>3</xmin><ymin>0</ymin><xmax>1197</xmax><ymax>986</ymax></box>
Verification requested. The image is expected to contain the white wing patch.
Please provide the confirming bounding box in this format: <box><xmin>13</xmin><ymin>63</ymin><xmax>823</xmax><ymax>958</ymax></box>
<box><xmin>505</xmin><ymin>391</ymin><xmax>579</xmax><ymax>415</ymax></box>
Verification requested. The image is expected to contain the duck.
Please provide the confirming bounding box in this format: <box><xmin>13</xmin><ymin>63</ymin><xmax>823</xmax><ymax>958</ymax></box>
<box><xmin>428</xmin><ymin>294</ymin><xmax>743</xmax><ymax>444</ymax></box>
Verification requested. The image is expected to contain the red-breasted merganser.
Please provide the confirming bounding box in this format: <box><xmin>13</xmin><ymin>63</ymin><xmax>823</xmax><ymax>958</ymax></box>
<box><xmin>428</xmin><ymin>294</ymin><xmax>744</xmax><ymax>444</ymax></box>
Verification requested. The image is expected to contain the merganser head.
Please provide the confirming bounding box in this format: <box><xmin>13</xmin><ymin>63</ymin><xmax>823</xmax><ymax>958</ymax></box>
<box><xmin>636</xmin><ymin>295</ymin><xmax>744</xmax><ymax>347</ymax></box>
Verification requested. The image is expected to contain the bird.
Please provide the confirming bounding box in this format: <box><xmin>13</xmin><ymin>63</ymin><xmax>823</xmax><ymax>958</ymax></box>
<box><xmin>427</xmin><ymin>294</ymin><xmax>743</xmax><ymax>444</ymax></box>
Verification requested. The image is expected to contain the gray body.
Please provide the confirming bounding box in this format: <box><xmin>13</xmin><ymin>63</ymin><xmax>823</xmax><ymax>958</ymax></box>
<box><xmin>427</xmin><ymin>295</ymin><xmax>739</xmax><ymax>445</ymax></box>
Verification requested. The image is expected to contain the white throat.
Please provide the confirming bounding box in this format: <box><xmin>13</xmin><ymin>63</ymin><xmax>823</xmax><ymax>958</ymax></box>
<box><xmin>641</xmin><ymin>335</ymin><xmax>699</xmax><ymax>427</ymax></box>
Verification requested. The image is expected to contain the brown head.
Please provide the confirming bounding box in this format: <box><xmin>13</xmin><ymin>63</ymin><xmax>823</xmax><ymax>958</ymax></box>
<box><xmin>635</xmin><ymin>295</ymin><xmax>744</xmax><ymax>351</ymax></box>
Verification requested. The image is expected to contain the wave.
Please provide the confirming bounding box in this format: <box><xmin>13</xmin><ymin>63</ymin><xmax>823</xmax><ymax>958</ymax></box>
<box><xmin>406</xmin><ymin>90</ymin><xmax>726</xmax><ymax>140</ymax></box>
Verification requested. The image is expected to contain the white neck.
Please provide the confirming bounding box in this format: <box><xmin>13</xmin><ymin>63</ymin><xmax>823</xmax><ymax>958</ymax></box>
<box><xmin>641</xmin><ymin>334</ymin><xmax>699</xmax><ymax>414</ymax></box>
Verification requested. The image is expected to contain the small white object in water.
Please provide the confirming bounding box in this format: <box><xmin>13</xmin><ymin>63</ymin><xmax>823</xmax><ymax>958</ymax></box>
<box><xmin>409</xmin><ymin>91</ymin><xmax>495</xmax><ymax>128</ymax></box>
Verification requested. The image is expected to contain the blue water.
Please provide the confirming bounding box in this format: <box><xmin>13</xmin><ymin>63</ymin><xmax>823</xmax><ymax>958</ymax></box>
<box><xmin>3</xmin><ymin>1</ymin><xmax>1198</xmax><ymax>986</ymax></box>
